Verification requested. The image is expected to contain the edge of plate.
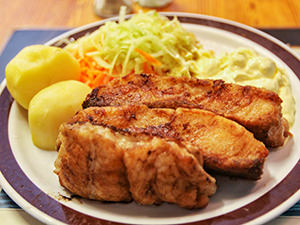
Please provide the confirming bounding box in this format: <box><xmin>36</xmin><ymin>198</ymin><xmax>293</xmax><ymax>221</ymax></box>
<box><xmin>0</xmin><ymin>171</ymin><xmax>65</xmax><ymax>225</ymax></box>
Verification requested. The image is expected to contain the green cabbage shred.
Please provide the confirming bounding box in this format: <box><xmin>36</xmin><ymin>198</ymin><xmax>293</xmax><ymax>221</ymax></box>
<box><xmin>65</xmin><ymin>10</ymin><xmax>211</xmax><ymax>77</ymax></box>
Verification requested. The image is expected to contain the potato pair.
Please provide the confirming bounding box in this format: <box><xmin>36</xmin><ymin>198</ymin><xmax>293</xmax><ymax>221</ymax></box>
<box><xmin>6</xmin><ymin>45</ymin><xmax>91</xmax><ymax>150</ymax></box>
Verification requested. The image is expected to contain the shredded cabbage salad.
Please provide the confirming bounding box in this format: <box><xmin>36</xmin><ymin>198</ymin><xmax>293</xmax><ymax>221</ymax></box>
<box><xmin>65</xmin><ymin>10</ymin><xmax>212</xmax><ymax>87</ymax></box>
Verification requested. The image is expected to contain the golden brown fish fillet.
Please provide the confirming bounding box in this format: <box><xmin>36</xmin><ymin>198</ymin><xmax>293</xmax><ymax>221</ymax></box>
<box><xmin>70</xmin><ymin>105</ymin><xmax>269</xmax><ymax>179</ymax></box>
<box><xmin>55</xmin><ymin>123</ymin><xmax>131</xmax><ymax>202</ymax></box>
<box><xmin>82</xmin><ymin>74</ymin><xmax>288</xmax><ymax>147</ymax></box>
<box><xmin>55</xmin><ymin>123</ymin><xmax>216</xmax><ymax>209</ymax></box>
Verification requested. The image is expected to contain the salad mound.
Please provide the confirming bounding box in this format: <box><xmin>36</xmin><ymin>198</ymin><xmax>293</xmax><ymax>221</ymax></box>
<box><xmin>65</xmin><ymin>11</ymin><xmax>211</xmax><ymax>88</ymax></box>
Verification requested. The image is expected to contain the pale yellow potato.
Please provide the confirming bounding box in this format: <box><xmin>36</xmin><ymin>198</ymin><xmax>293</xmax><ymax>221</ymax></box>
<box><xmin>6</xmin><ymin>45</ymin><xmax>80</xmax><ymax>109</ymax></box>
<box><xmin>28</xmin><ymin>80</ymin><xmax>91</xmax><ymax>150</ymax></box>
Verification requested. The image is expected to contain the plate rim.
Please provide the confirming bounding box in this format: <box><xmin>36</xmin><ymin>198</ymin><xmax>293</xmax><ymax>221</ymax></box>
<box><xmin>1</xmin><ymin>12</ymin><xmax>300</xmax><ymax>225</ymax></box>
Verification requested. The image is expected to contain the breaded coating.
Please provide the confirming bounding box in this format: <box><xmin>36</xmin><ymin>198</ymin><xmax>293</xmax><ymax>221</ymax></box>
<box><xmin>82</xmin><ymin>74</ymin><xmax>288</xmax><ymax>147</ymax></box>
<box><xmin>71</xmin><ymin>105</ymin><xmax>269</xmax><ymax>179</ymax></box>
<box><xmin>55</xmin><ymin>123</ymin><xmax>216</xmax><ymax>208</ymax></box>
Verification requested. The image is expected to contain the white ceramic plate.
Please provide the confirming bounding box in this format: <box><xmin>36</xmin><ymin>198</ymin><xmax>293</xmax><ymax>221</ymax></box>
<box><xmin>1</xmin><ymin>13</ymin><xmax>300</xmax><ymax>225</ymax></box>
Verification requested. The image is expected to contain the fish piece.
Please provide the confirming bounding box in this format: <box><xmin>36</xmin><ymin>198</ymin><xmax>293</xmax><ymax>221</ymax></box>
<box><xmin>82</xmin><ymin>74</ymin><xmax>288</xmax><ymax>147</ymax></box>
<box><xmin>55</xmin><ymin>123</ymin><xmax>216</xmax><ymax>208</ymax></box>
<box><xmin>55</xmin><ymin>123</ymin><xmax>131</xmax><ymax>202</ymax></box>
<box><xmin>124</xmin><ymin>139</ymin><xmax>216</xmax><ymax>209</ymax></box>
<box><xmin>71</xmin><ymin>105</ymin><xmax>269</xmax><ymax>179</ymax></box>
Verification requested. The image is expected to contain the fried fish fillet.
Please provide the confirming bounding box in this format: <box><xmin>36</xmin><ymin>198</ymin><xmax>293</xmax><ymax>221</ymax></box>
<box><xmin>82</xmin><ymin>74</ymin><xmax>288</xmax><ymax>147</ymax></box>
<box><xmin>70</xmin><ymin>105</ymin><xmax>269</xmax><ymax>179</ymax></box>
<box><xmin>55</xmin><ymin>123</ymin><xmax>216</xmax><ymax>209</ymax></box>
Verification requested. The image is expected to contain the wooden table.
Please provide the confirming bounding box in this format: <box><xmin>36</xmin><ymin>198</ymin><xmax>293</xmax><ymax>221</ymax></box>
<box><xmin>1</xmin><ymin>1</ymin><xmax>300</xmax><ymax>224</ymax></box>
<box><xmin>1</xmin><ymin>0</ymin><xmax>300</xmax><ymax>52</ymax></box>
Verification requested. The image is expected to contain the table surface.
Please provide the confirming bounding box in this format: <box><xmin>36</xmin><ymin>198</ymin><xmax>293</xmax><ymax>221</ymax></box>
<box><xmin>1</xmin><ymin>0</ymin><xmax>300</xmax><ymax>53</ymax></box>
<box><xmin>1</xmin><ymin>0</ymin><xmax>300</xmax><ymax>224</ymax></box>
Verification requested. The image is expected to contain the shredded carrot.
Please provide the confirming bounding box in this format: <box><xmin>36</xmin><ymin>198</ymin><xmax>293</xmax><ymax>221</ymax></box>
<box><xmin>71</xmin><ymin>48</ymin><xmax>162</xmax><ymax>89</ymax></box>
<box><xmin>74</xmin><ymin>53</ymin><xmax>113</xmax><ymax>88</ymax></box>
<box><xmin>143</xmin><ymin>62</ymin><xmax>154</xmax><ymax>74</ymax></box>
<box><xmin>135</xmin><ymin>48</ymin><xmax>161</xmax><ymax>66</ymax></box>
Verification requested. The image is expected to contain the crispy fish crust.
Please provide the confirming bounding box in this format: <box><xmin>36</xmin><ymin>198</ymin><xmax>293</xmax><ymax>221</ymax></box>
<box><xmin>70</xmin><ymin>105</ymin><xmax>269</xmax><ymax>179</ymax></box>
<box><xmin>82</xmin><ymin>74</ymin><xmax>288</xmax><ymax>147</ymax></box>
<box><xmin>55</xmin><ymin>123</ymin><xmax>216</xmax><ymax>209</ymax></box>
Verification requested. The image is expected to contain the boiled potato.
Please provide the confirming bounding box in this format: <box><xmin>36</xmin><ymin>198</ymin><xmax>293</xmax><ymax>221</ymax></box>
<box><xmin>28</xmin><ymin>80</ymin><xmax>91</xmax><ymax>150</ymax></box>
<box><xmin>6</xmin><ymin>45</ymin><xmax>80</xmax><ymax>109</ymax></box>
